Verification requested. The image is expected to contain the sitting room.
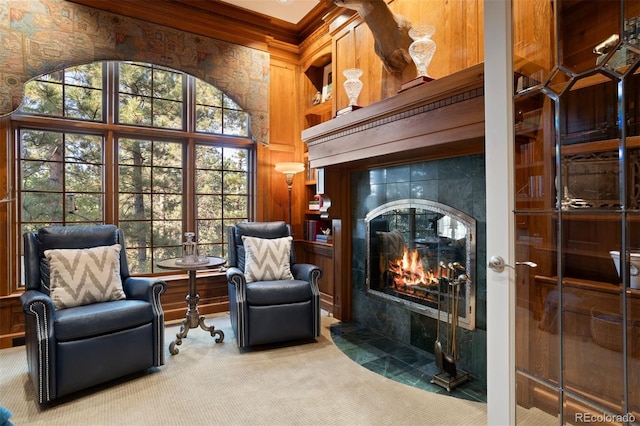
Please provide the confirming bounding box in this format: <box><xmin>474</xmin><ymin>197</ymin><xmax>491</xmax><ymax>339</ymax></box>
<box><xmin>0</xmin><ymin>1</ymin><xmax>637</xmax><ymax>425</ymax></box>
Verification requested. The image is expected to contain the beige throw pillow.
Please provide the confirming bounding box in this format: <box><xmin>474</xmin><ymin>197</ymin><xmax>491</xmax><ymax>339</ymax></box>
<box><xmin>242</xmin><ymin>236</ymin><xmax>294</xmax><ymax>283</ymax></box>
<box><xmin>45</xmin><ymin>244</ymin><xmax>126</xmax><ymax>310</ymax></box>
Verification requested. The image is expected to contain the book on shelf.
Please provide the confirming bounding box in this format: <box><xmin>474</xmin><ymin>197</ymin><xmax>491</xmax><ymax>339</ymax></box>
<box><xmin>305</xmin><ymin>157</ymin><xmax>316</xmax><ymax>182</ymax></box>
<box><xmin>304</xmin><ymin>219</ymin><xmax>330</xmax><ymax>241</ymax></box>
<box><xmin>308</xmin><ymin>200</ymin><xmax>320</xmax><ymax>210</ymax></box>
<box><xmin>315</xmin><ymin>234</ymin><xmax>333</xmax><ymax>243</ymax></box>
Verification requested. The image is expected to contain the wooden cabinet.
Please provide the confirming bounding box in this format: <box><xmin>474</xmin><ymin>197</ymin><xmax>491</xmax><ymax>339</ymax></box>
<box><xmin>295</xmin><ymin>236</ymin><xmax>336</xmax><ymax>313</ymax></box>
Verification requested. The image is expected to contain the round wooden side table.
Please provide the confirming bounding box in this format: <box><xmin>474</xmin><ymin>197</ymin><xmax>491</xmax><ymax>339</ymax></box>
<box><xmin>156</xmin><ymin>256</ymin><xmax>226</xmax><ymax>354</ymax></box>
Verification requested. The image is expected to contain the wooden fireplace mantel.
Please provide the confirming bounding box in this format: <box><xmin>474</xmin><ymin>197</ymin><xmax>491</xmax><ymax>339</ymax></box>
<box><xmin>302</xmin><ymin>63</ymin><xmax>486</xmax><ymax>169</ymax></box>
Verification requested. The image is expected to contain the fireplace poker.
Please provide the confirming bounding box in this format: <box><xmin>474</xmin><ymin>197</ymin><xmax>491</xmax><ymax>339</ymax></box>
<box><xmin>439</xmin><ymin>261</ymin><xmax>449</xmax><ymax>281</ymax></box>
<box><xmin>451</xmin><ymin>274</ymin><xmax>469</xmax><ymax>370</ymax></box>
<box><xmin>451</xmin><ymin>275</ymin><xmax>462</xmax><ymax>363</ymax></box>
<box><xmin>434</xmin><ymin>266</ymin><xmax>446</xmax><ymax>372</ymax></box>
<box><xmin>442</xmin><ymin>276</ymin><xmax>457</xmax><ymax>377</ymax></box>
<box><xmin>451</xmin><ymin>262</ymin><xmax>465</xmax><ymax>273</ymax></box>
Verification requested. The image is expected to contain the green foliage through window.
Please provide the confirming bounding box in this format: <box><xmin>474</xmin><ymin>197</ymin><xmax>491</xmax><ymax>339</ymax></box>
<box><xmin>21</xmin><ymin>63</ymin><xmax>103</xmax><ymax>121</ymax></box>
<box><xmin>15</xmin><ymin>61</ymin><xmax>253</xmax><ymax>278</ymax></box>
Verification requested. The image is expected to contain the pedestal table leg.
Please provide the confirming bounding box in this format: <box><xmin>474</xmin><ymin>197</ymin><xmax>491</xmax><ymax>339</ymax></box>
<box><xmin>169</xmin><ymin>268</ymin><xmax>224</xmax><ymax>354</ymax></box>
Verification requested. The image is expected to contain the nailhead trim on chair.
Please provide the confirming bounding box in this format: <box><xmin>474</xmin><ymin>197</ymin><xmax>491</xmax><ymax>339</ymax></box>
<box><xmin>231</xmin><ymin>275</ymin><xmax>247</xmax><ymax>347</ymax></box>
<box><xmin>310</xmin><ymin>269</ymin><xmax>322</xmax><ymax>338</ymax></box>
<box><xmin>29</xmin><ymin>301</ymin><xmax>50</xmax><ymax>404</ymax></box>
<box><xmin>151</xmin><ymin>283</ymin><xmax>165</xmax><ymax>366</ymax></box>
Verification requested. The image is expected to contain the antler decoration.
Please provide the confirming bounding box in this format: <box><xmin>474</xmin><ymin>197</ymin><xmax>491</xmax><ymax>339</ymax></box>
<box><xmin>333</xmin><ymin>0</ymin><xmax>413</xmax><ymax>73</ymax></box>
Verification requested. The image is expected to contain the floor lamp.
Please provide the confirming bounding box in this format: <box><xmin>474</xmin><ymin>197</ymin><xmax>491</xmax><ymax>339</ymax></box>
<box><xmin>274</xmin><ymin>162</ymin><xmax>305</xmax><ymax>224</ymax></box>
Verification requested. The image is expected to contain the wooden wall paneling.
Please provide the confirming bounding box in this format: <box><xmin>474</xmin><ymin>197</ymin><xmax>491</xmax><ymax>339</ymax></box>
<box><xmin>325</xmin><ymin>0</ymin><xmax>484</xmax><ymax>106</ymax></box>
<box><xmin>265</xmin><ymin>57</ymin><xmax>307</xmax><ymax>234</ymax></box>
<box><xmin>322</xmin><ymin>166</ymin><xmax>351</xmax><ymax>321</ymax></box>
<box><xmin>264</xmin><ymin>143</ymin><xmax>290</xmax><ymax>223</ymax></box>
<box><xmin>333</xmin><ymin>25</ymin><xmax>355</xmax><ymax>112</ymax></box>
<box><xmin>460</xmin><ymin>0</ymin><xmax>484</xmax><ymax>69</ymax></box>
<box><xmin>353</xmin><ymin>21</ymin><xmax>383</xmax><ymax>107</ymax></box>
<box><xmin>254</xmin><ymin>141</ymin><xmax>271</xmax><ymax>222</ymax></box>
<box><xmin>270</xmin><ymin>60</ymin><xmax>300</xmax><ymax>145</ymax></box>
<box><xmin>390</xmin><ymin>0</ymin><xmax>483</xmax><ymax>79</ymax></box>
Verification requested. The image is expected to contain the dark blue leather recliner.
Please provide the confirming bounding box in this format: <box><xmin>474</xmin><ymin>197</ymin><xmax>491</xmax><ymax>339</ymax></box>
<box><xmin>20</xmin><ymin>225</ymin><xmax>167</xmax><ymax>404</ymax></box>
<box><xmin>226</xmin><ymin>221</ymin><xmax>322</xmax><ymax>348</ymax></box>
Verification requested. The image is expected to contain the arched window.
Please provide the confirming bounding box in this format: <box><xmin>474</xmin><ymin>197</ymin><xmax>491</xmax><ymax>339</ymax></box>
<box><xmin>14</xmin><ymin>61</ymin><xmax>254</xmax><ymax>276</ymax></box>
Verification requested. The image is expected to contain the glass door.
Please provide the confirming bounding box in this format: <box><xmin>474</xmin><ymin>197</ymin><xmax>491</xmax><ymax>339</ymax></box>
<box><xmin>511</xmin><ymin>0</ymin><xmax>640</xmax><ymax>424</ymax></box>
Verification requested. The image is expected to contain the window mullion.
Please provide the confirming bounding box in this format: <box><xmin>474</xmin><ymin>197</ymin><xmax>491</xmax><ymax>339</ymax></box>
<box><xmin>185</xmin><ymin>75</ymin><xmax>195</xmax><ymax>133</ymax></box>
<box><xmin>185</xmin><ymin>77</ymin><xmax>196</xmax><ymax>236</ymax></box>
<box><xmin>105</xmin><ymin>62</ymin><xmax>117</xmax><ymax>224</ymax></box>
<box><xmin>105</xmin><ymin>62</ymin><xmax>117</xmax><ymax>125</ymax></box>
<box><xmin>185</xmin><ymin>139</ymin><xmax>196</xmax><ymax>236</ymax></box>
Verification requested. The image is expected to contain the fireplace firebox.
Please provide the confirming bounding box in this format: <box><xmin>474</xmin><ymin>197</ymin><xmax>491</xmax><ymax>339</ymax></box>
<box><xmin>365</xmin><ymin>199</ymin><xmax>476</xmax><ymax>330</ymax></box>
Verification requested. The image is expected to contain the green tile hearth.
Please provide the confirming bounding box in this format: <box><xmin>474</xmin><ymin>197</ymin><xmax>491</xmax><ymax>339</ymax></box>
<box><xmin>330</xmin><ymin>323</ymin><xmax>487</xmax><ymax>403</ymax></box>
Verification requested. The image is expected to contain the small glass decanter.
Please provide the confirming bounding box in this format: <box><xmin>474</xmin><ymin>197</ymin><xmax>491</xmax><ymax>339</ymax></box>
<box><xmin>182</xmin><ymin>231</ymin><xmax>197</xmax><ymax>264</ymax></box>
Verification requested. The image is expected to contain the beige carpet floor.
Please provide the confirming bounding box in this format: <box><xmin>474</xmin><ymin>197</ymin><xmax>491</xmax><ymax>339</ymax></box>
<box><xmin>0</xmin><ymin>313</ymin><xmax>490</xmax><ymax>425</ymax></box>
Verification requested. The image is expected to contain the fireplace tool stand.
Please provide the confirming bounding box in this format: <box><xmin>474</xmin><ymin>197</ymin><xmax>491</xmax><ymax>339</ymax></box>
<box><xmin>432</xmin><ymin>264</ymin><xmax>470</xmax><ymax>392</ymax></box>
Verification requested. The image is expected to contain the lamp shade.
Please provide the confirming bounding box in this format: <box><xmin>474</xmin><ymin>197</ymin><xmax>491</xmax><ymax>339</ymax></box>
<box><xmin>274</xmin><ymin>162</ymin><xmax>305</xmax><ymax>175</ymax></box>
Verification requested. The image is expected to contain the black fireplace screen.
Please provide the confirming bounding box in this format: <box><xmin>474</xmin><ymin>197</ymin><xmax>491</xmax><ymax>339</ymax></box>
<box><xmin>365</xmin><ymin>199</ymin><xmax>476</xmax><ymax>330</ymax></box>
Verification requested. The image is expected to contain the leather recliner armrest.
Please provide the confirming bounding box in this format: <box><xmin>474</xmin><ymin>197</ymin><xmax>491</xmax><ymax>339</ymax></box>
<box><xmin>21</xmin><ymin>289</ymin><xmax>57</xmax><ymax>318</ymax></box>
<box><xmin>124</xmin><ymin>277</ymin><xmax>167</xmax><ymax>302</ymax></box>
<box><xmin>292</xmin><ymin>263</ymin><xmax>322</xmax><ymax>284</ymax></box>
<box><xmin>226</xmin><ymin>267</ymin><xmax>246</xmax><ymax>286</ymax></box>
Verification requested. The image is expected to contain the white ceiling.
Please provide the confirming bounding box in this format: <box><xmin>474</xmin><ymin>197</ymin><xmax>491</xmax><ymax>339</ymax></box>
<box><xmin>218</xmin><ymin>0</ymin><xmax>321</xmax><ymax>24</ymax></box>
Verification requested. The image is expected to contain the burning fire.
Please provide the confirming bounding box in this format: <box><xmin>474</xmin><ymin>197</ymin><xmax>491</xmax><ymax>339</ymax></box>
<box><xmin>388</xmin><ymin>247</ymin><xmax>438</xmax><ymax>288</ymax></box>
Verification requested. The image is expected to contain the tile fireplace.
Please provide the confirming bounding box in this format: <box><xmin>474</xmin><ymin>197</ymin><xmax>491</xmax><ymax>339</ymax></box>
<box><xmin>302</xmin><ymin>64</ymin><xmax>488</xmax><ymax>383</ymax></box>
<box><xmin>365</xmin><ymin>198</ymin><xmax>476</xmax><ymax>330</ymax></box>
<box><xmin>351</xmin><ymin>156</ymin><xmax>486</xmax><ymax>381</ymax></box>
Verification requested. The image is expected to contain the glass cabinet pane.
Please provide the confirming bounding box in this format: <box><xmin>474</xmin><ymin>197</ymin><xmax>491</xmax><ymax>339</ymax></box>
<box><xmin>515</xmin><ymin>212</ymin><xmax>559</xmax><ymax>382</ymax></box>
<box><xmin>559</xmin><ymin>0</ymin><xmax>621</xmax><ymax>75</ymax></box>
<box><xmin>514</xmin><ymin>0</ymin><xmax>640</xmax><ymax>423</ymax></box>
<box><xmin>513</xmin><ymin>0</ymin><xmax>555</xmax><ymax>94</ymax></box>
<box><xmin>514</xmin><ymin>94</ymin><xmax>556</xmax><ymax>211</ymax></box>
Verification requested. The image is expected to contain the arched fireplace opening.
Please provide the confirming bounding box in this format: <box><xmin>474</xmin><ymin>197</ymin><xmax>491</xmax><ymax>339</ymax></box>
<box><xmin>365</xmin><ymin>199</ymin><xmax>476</xmax><ymax>330</ymax></box>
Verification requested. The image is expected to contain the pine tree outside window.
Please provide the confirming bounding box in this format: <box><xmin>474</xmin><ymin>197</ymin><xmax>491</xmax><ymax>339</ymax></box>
<box><xmin>14</xmin><ymin>61</ymin><xmax>253</xmax><ymax>278</ymax></box>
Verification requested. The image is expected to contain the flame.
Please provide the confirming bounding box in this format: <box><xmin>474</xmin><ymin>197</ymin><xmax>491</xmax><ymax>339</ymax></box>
<box><xmin>388</xmin><ymin>247</ymin><xmax>437</xmax><ymax>288</ymax></box>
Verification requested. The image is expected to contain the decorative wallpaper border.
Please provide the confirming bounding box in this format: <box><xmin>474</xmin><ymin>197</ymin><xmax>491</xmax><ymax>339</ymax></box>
<box><xmin>0</xmin><ymin>0</ymin><xmax>270</xmax><ymax>144</ymax></box>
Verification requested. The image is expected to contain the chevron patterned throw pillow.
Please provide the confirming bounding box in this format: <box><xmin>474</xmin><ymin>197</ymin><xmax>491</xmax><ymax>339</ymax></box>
<box><xmin>242</xmin><ymin>236</ymin><xmax>294</xmax><ymax>283</ymax></box>
<box><xmin>45</xmin><ymin>244</ymin><xmax>126</xmax><ymax>310</ymax></box>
